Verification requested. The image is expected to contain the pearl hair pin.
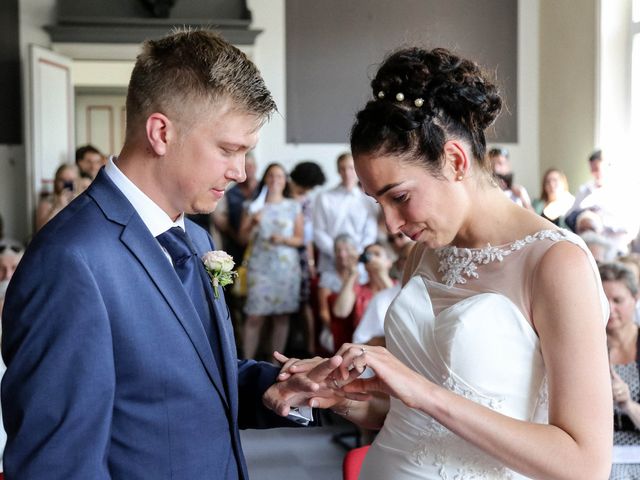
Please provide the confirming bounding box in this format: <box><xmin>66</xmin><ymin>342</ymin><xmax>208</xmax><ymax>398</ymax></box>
<box><xmin>376</xmin><ymin>90</ymin><xmax>425</xmax><ymax>108</ymax></box>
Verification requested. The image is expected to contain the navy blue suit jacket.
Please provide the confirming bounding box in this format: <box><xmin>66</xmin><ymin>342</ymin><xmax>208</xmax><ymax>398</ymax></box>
<box><xmin>1</xmin><ymin>170</ymin><xmax>295</xmax><ymax>479</ymax></box>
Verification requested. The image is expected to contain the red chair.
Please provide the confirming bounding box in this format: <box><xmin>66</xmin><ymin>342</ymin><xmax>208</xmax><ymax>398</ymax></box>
<box><xmin>343</xmin><ymin>445</ymin><xmax>370</xmax><ymax>480</ymax></box>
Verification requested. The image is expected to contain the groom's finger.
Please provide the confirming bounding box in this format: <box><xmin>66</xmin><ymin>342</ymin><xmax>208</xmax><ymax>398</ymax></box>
<box><xmin>306</xmin><ymin>355</ymin><xmax>343</xmax><ymax>383</ymax></box>
<box><xmin>273</xmin><ymin>351</ymin><xmax>290</xmax><ymax>365</ymax></box>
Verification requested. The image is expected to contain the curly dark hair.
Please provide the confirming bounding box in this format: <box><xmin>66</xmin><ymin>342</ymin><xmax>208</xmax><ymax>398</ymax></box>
<box><xmin>289</xmin><ymin>161</ymin><xmax>326</xmax><ymax>189</ymax></box>
<box><xmin>350</xmin><ymin>47</ymin><xmax>502</xmax><ymax>175</ymax></box>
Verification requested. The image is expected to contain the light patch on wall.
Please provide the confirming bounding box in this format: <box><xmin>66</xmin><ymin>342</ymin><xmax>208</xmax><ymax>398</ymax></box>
<box><xmin>71</xmin><ymin>60</ymin><xmax>134</xmax><ymax>88</ymax></box>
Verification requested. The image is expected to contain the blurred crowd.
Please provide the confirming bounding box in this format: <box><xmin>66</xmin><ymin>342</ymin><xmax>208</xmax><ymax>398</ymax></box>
<box><xmin>4</xmin><ymin>146</ymin><xmax>640</xmax><ymax>361</ymax></box>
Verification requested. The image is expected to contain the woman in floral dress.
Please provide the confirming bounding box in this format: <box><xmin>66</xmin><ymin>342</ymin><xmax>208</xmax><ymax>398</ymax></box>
<box><xmin>240</xmin><ymin>163</ymin><xmax>303</xmax><ymax>359</ymax></box>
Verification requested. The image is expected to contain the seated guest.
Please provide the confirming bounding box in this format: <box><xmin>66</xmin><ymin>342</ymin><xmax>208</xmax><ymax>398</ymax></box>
<box><xmin>575</xmin><ymin>209</ymin><xmax>605</xmax><ymax>235</ymax></box>
<box><xmin>0</xmin><ymin>239</ymin><xmax>23</xmax><ymax>471</ymax></box>
<box><xmin>317</xmin><ymin>234</ymin><xmax>359</xmax><ymax>352</ymax></box>
<box><xmin>600</xmin><ymin>262</ymin><xmax>640</xmax><ymax>478</ymax></box>
<box><xmin>488</xmin><ymin>146</ymin><xmax>532</xmax><ymax>209</ymax></box>
<box><xmin>532</xmin><ymin>168</ymin><xmax>574</xmax><ymax>227</ymax></box>
<box><xmin>353</xmin><ymin>241</ymin><xmax>414</xmax><ymax>346</ymax></box>
<box><xmin>35</xmin><ymin>163</ymin><xmax>79</xmax><ymax>231</ymax></box>
<box><xmin>567</xmin><ymin>150</ymin><xmax>639</xmax><ymax>253</ymax></box>
<box><xmin>581</xmin><ymin>230</ymin><xmax>620</xmax><ymax>263</ymax></box>
<box><xmin>329</xmin><ymin>242</ymin><xmax>394</xmax><ymax>351</ymax></box>
<box><xmin>0</xmin><ymin>240</ymin><xmax>24</xmax><ymax>282</ymax></box>
<box><xmin>385</xmin><ymin>231</ymin><xmax>412</xmax><ymax>280</ymax></box>
<box><xmin>619</xmin><ymin>253</ymin><xmax>640</xmax><ymax>325</ymax></box>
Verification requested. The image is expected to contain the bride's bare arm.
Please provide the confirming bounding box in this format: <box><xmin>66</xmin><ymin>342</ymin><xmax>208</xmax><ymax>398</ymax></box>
<box><xmin>341</xmin><ymin>242</ymin><xmax>612</xmax><ymax>479</ymax></box>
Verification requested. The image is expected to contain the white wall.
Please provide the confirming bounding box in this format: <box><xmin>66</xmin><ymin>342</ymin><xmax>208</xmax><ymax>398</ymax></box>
<box><xmin>539</xmin><ymin>0</ymin><xmax>598</xmax><ymax>193</ymax></box>
<box><xmin>248</xmin><ymin>0</ymin><xmax>541</xmax><ymax>192</ymax></box>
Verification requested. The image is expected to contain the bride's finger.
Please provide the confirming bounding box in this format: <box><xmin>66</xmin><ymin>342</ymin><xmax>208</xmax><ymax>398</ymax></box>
<box><xmin>339</xmin><ymin>345</ymin><xmax>373</xmax><ymax>380</ymax></box>
<box><xmin>335</xmin><ymin>342</ymin><xmax>354</xmax><ymax>355</ymax></box>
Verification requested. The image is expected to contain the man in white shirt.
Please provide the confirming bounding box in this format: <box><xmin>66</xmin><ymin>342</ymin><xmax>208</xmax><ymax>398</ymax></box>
<box><xmin>567</xmin><ymin>150</ymin><xmax>639</xmax><ymax>252</ymax></box>
<box><xmin>313</xmin><ymin>152</ymin><xmax>378</xmax><ymax>282</ymax></box>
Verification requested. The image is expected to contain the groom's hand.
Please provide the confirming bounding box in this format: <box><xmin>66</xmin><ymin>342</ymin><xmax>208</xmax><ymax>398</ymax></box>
<box><xmin>263</xmin><ymin>355</ymin><xmax>343</xmax><ymax>417</ymax></box>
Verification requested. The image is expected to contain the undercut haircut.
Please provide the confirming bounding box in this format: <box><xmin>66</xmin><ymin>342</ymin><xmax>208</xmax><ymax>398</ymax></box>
<box><xmin>125</xmin><ymin>28</ymin><xmax>277</xmax><ymax>139</ymax></box>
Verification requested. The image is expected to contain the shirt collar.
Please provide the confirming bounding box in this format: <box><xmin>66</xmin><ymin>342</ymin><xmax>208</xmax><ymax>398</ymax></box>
<box><xmin>104</xmin><ymin>156</ymin><xmax>185</xmax><ymax>237</ymax></box>
<box><xmin>336</xmin><ymin>184</ymin><xmax>360</xmax><ymax>195</ymax></box>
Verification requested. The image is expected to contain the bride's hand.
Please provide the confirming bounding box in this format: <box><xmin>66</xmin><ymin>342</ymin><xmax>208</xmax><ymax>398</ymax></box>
<box><xmin>336</xmin><ymin>343</ymin><xmax>430</xmax><ymax>409</ymax></box>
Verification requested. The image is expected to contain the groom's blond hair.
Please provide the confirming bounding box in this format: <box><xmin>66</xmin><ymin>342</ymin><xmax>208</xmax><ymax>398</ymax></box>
<box><xmin>125</xmin><ymin>28</ymin><xmax>276</xmax><ymax>140</ymax></box>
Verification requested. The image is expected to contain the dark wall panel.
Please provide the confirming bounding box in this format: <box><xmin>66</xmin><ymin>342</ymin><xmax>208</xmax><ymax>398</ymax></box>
<box><xmin>286</xmin><ymin>0</ymin><xmax>517</xmax><ymax>144</ymax></box>
<box><xmin>0</xmin><ymin>0</ymin><xmax>22</xmax><ymax>144</ymax></box>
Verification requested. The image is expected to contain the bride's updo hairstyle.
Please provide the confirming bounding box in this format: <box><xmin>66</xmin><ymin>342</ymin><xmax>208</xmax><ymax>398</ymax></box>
<box><xmin>350</xmin><ymin>47</ymin><xmax>502</xmax><ymax>176</ymax></box>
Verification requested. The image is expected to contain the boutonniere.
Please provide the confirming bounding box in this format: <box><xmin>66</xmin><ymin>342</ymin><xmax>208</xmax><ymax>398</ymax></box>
<box><xmin>202</xmin><ymin>250</ymin><xmax>237</xmax><ymax>298</ymax></box>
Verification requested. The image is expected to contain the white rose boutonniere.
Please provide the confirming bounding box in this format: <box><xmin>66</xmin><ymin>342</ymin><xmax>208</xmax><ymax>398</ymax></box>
<box><xmin>202</xmin><ymin>250</ymin><xmax>237</xmax><ymax>299</ymax></box>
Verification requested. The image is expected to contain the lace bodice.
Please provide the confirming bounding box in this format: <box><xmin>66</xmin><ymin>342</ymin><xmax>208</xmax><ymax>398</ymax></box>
<box><xmin>358</xmin><ymin>229</ymin><xmax>607</xmax><ymax>480</ymax></box>
<box><xmin>436</xmin><ymin>229</ymin><xmax>565</xmax><ymax>287</ymax></box>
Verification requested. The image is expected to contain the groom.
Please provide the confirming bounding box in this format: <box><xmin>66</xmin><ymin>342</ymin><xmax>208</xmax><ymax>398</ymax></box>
<box><xmin>2</xmin><ymin>29</ymin><xmax>334</xmax><ymax>479</ymax></box>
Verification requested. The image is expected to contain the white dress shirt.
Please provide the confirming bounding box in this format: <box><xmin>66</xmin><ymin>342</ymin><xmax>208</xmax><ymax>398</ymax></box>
<box><xmin>105</xmin><ymin>156</ymin><xmax>184</xmax><ymax>262</ymax></box>
<box><xmin>313</xmin><ymin>184</ymin><xmax>378</xmax><ymax>274</ymax></box>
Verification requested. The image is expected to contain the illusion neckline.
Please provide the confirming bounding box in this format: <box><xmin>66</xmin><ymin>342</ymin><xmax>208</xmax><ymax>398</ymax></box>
<box><xmin>436</xmin><ymin>229</ymin><xmax>568</xmax><ymax>287</ymax></box>
<box><xmin>437</xmin><ymin>229</ymin><xmax>566</xmax><ymax>253</ymax></box>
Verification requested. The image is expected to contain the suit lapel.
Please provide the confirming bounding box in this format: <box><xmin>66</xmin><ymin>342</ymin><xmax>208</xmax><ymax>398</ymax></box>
<box><xmin>208</xmin><ymin>287</ymin><xmax>239</xmax><ymax>418</ymax></box>
<box><xmin>187</xmin><ymin>225</ymin><xmax>239</xmax><ymax>418</ymax></box>
<box><xmin>88</xmin><ymin>172</ymin><xmax>229</xmax><ymax>409</ymax></box>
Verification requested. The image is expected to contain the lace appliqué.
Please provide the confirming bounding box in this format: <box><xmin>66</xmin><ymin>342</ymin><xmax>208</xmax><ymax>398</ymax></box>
<box><xmin>437</xmin><ymin>230</ymin><xmax>566</xmax><ymax>287</ymax></box>
<box><xmin>411</xmin><ymin>374</ymin><xmax>511</xmax><ymax>479</ymax></box>
<box><xmin>530</xmin><ymin>377</ymin><xmax>549</xmax><ymax>423</ymax></box>
<box><xmin>412</xmin><ymin>419</ymin><xmax>513</xmax><ymax>479</ymax></box>
<box><xmin>443</xmin><ymin>374</ymin><xmax>505</xmax><ymax>411</ymax></box>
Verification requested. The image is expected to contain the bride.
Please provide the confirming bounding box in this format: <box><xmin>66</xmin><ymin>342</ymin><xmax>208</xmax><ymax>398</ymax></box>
<box><xmin>277</xmin><ymin>47</ymin><xmax>612</xmax><ymax>479</ymax></box>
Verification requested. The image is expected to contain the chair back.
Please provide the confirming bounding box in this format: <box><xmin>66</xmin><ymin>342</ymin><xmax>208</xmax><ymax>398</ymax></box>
<box><xmin>342</xmin><ymin>445</ymin><xmax>370</xmax><ymax>480</ymax></box>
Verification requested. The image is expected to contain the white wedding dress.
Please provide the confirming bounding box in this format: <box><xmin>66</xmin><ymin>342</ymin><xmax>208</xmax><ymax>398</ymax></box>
<box><xmin>359</xmin><ymin>229</ymin><xmax>608</xmax><ymax>480</ymax></box>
